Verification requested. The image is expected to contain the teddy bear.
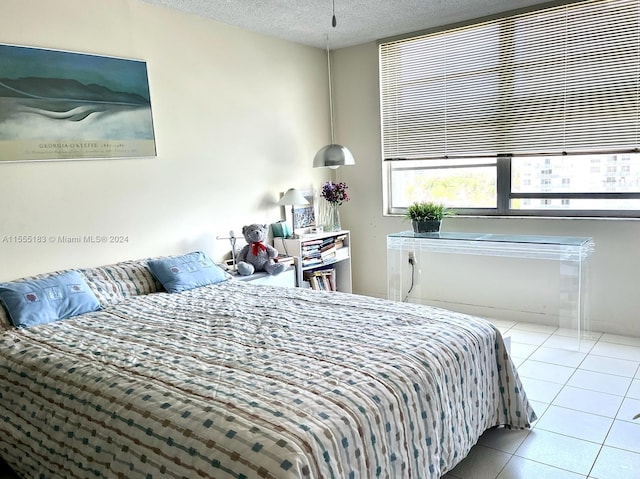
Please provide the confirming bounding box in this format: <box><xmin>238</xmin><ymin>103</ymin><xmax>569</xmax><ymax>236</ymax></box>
<box><xmin>236</xmin><ymin>224</ymin><xmax>285</xmax><ymax>276</ymax></box>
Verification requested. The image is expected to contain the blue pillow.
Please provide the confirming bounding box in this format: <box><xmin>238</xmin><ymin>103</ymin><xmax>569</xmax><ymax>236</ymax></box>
<box><xmin>147</xmin><ymin>251</ymin><xmax>228</xmax><ymax>293</ymax></box>
<box><xmin>0</xmin><ymin>270</ymin><xmax>101</xmax><ymax>328</ymax></box>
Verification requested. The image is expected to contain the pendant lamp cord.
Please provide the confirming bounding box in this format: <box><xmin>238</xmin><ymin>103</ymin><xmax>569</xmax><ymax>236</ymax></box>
<box><xmin>326</xmin><ymin>35</ymin><xmax>335</xmax><ymax>144</ymax></box>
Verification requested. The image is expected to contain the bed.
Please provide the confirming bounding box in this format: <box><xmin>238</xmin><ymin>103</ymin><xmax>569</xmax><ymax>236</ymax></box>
<box><xmin>0</xmin><ymin>254</ymin><xmax>536</xmax><ymax>478</ymax></box>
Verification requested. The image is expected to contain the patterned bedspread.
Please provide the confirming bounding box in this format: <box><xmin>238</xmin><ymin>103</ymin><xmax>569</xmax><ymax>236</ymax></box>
<box><xmin>0</xmin><ymin>281</ymin><xmax>535</xmax><ymax>478</ymax></box>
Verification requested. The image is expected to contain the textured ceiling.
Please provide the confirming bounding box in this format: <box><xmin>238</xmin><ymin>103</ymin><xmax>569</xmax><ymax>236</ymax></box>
<box><xmin>140</xmin><ymin>0</ymin><xmax>547</xmax><ymax>49</ymax></box>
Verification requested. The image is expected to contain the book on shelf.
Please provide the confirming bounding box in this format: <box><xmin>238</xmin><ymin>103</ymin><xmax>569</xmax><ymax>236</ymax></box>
<box><xmin>320</xmin><ymin>243</ymin><xmax>335</xmax><ymax>252</ymax></box>
<box><xmin>334</xmin><ymin>234</ymin><xmax>347</xmax><ymax>250</ymax></box>
<box><xmin>301</xmin><ymin>239</ymin><xmax>323</xmax><ymax>247</ymax></box>
<box><xmin>320</xmin><ymin>250</ymin><xmax>336</xmax><ymax>263</ymax></box>
<box><xmin>274</xmin><ymin>255</ymin><xmax>295</xmax><ymax>266</ymax></box>
<box><xmin>303</xmin><ymin>267</ymin><xmax>336</xmax><ymax>292</ymax></box>
<box><xmin>302</xmin><ymin>257</ymin><xmax>323</xmax><ymax>267</ymax></box>
<box><xmin>320</xmin><ymin>241</ymin><xmax>336</xmax><ymax>254</ymax></box>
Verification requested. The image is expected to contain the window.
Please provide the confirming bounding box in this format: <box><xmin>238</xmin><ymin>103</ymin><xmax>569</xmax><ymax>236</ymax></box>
<box><xmin>380</xmin><ymin>0</ymin><xmax>640</xmax><ymax>217</ymax></box>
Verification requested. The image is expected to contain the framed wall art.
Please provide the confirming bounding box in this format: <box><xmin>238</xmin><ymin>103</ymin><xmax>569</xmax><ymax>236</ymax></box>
<box><xmin>0</xmin><ymin>43</ymin><xmax>156</xmax><ymax>162</ymax></box>
<box><xmin>283</xmin><ymin>188</ymin><xmax>316</xmax><ymax>233</ymax></box>
<box><xmin>293</xmin><ymin>188</ymin><xmax>316</xmax><ymax>229</ymax></box>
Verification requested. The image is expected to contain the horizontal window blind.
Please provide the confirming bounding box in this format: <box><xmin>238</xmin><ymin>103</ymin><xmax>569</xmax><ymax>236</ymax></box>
<box><xmin>380</xmin><ymin>0</ymin><xmax>640</xmax><ymax>161</ymax></box>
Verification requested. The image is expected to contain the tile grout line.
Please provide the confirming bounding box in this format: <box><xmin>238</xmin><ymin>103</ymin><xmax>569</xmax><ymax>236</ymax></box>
<box><xmin>585</xmin><ymin>444</ymin><xmax>606</xmax><ymax>479</ymax></box>
<box><xmin>508</xmin><ymin>325</ymin><xmax>607</xmax><ymax>478</ymax></box>
<box><xmin>436</xmin><ymin>320</ymin><xmax>640</xmax><ymax>478</ymax></box>
<box><xmin>521</xmin><ymin>326</ymin><xmax>640</xmax><ymax>479</ymax></box>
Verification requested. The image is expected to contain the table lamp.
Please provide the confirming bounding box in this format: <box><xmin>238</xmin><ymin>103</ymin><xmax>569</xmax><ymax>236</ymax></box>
<box><xmin>216</xmin><ymin>231</ymin><xmax>238</xmax><ymax>271</ymax></box>
<box><xmin>277</xmin><ymin>188</ymin><xmax>309</xmax><ymax>238</ymax></box>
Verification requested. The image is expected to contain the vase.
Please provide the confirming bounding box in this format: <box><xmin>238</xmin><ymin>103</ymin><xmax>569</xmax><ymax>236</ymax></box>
<box><xmin>321</xmin><ymin>201</ymin><xmax>342</xmax><ymax>232</ymax></box>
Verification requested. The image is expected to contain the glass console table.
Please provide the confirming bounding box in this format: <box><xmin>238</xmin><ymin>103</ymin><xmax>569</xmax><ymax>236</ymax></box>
<box><xmin>387</xmin><ymin>232</ymin><xmax>595</xmax><ymax>339</ymax></box>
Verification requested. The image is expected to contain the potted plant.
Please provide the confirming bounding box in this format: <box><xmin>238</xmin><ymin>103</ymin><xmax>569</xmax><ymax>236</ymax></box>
<box><xmin>405</xmin><ymin>201</ymin><xmax>448</xmax><ymax>233</ymax></box>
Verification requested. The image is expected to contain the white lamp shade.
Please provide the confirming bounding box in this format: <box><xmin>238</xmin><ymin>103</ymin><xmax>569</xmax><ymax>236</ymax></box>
<box><xmin>277</xmin><ymin>188</ymin><xmax>310</xmax><ymax>206</ymax></box>
<box><xmin>313</xmin><ymin>144</ymin><xmax>355</xmax><ymax>169</ymax></box>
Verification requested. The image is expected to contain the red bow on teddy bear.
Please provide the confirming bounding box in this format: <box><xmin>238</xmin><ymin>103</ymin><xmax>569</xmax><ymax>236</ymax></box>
<box><xmin>251</xmin><ymin>242</ymin><xmax>267</xmax><ymax>256</ymax></box>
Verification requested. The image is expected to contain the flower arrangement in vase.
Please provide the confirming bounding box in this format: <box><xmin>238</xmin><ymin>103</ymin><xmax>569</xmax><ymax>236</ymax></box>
<box><xmin>320</xmin><ymin>181</ymin><xmax>349</xmax><ymax>231</ymax></box>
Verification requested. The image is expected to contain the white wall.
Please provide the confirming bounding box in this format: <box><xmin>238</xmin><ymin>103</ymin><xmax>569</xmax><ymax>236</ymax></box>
<box><xmin>2</xmin><ymin>1</ymin><xmax>638</xmax><ymax>337</ymax></box>
<box><xmin>333</xmin><ymin>42</ymin><xmax>640</xmax><ymax>337</ymax></box>
<box><xmin>0</xmin><ymin>0</ymin><xmax>330</xmax><ymax>280</ymax></box>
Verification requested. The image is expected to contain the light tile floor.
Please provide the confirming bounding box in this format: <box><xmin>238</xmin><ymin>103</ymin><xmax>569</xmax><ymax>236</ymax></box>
<box><xmin>444</xmin><ymin>319</ymin><xmax>640</xmax><ymax>479</ymax></box>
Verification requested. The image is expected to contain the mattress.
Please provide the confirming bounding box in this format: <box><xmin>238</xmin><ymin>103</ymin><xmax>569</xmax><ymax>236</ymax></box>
<box><xmin>0</xmin><ymin>279</ymin><xmax>535</xmax><ymax>478</ymax></box>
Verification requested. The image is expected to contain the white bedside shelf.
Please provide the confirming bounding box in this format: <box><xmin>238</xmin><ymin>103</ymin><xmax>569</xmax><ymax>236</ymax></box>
<box><xmin>274</xmin><ymin>230</ymin><xmax>352</xmax><ymax>293</ymax></box>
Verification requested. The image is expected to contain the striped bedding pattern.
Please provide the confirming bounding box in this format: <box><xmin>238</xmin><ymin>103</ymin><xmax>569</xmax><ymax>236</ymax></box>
<box><xmin>0</xmin><ymin>280</ymin><xmax>536</xmax><ymax>478</ymax></box>
<box><xmin>0</xmin><ymin>259</ymin><xmax>162</xmax><ymax>332</ymax></box>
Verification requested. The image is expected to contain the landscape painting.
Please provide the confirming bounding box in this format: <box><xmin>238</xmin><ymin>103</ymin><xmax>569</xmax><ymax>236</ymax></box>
<box><xmin>284</xmin><ymin>188</ymin><xmax>316</xmax><ymax>232</ymax></box>
<box><xmin>293</xmin><ymin>189</ymin><xmax>316</xmax><ymax>228</ymax></box>
<box><xmin>0</xmin><ymin>44</ymin><xmax>156</xmax><ymax>162</ymax></box>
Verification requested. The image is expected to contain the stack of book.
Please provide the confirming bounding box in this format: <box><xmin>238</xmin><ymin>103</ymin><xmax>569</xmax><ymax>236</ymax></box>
<box><xmin>274</xmin><ymin>255</ymin><xmax>295</xmax><ymax>267</ymax></box>
<box><xmin>319</xmin><ymin>236</ymin><xmax>337</xmax><ymax>263</ymax></box>
<box><xmin>300</xmin><ymin>236</ymin><xmax>342</xmax><ymax>267</ymax></box>
<box><xmin>300</xmin><ymin>239</ymin><xmax>323</xmax><ymax>267</ymax></box>
<box><xmin>303</xmin><ymin>267</ymin><xmax>336</xmax><ymax>291</ymax></box>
